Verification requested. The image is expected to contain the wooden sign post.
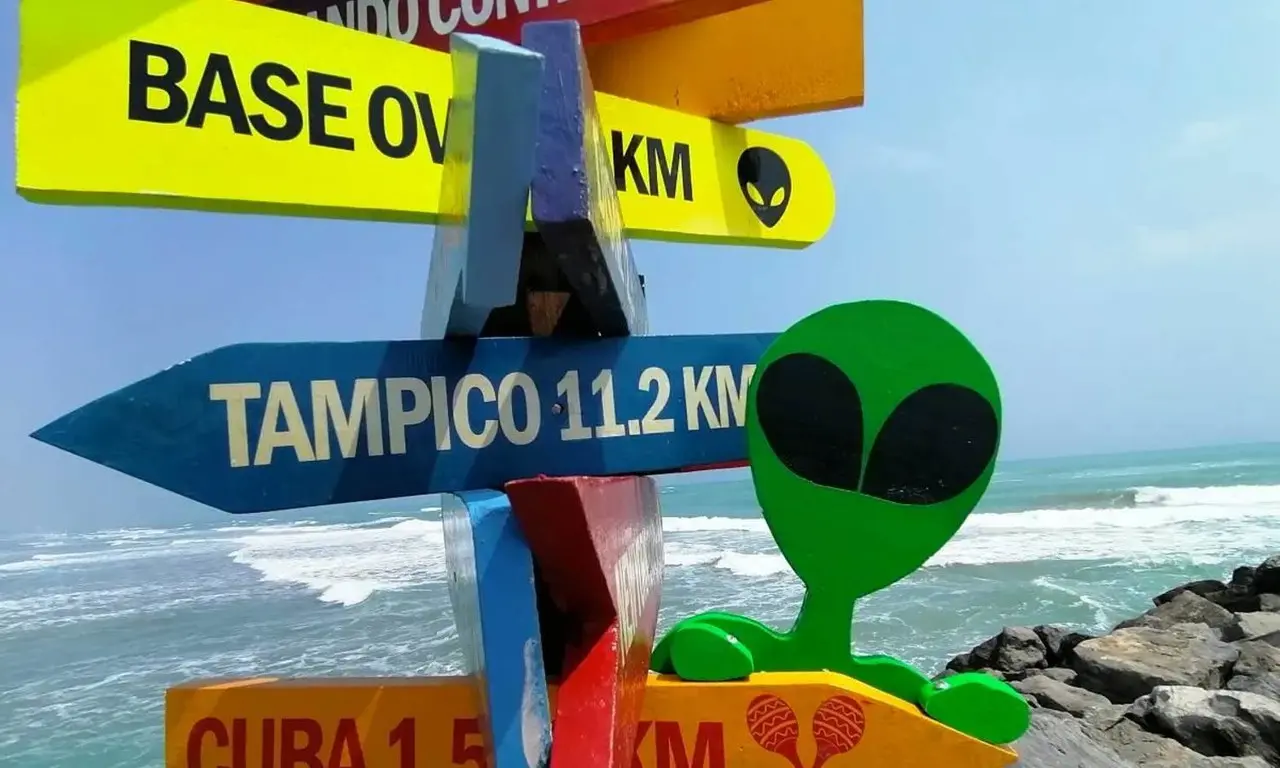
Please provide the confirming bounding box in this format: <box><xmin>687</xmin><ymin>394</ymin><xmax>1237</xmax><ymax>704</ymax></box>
<box><xmin>16</xmin><ymin>2</ymin><xmax>1033</xmax><ymax>767</ymax></box>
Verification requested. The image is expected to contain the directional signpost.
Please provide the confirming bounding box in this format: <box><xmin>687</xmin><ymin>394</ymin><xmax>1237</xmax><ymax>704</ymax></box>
<box><xmin>422</xmin><ymin>26</ymin><xmax>668</xmax><ymax>768</ymax></box>
<box><xmin>17</xmin><ymin>1</ymin><xmax>1032</xmax><ymax>766</ymax></box>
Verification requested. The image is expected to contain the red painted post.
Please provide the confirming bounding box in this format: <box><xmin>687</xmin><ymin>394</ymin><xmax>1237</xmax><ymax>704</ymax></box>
<box><xmin>505</xmin><ymin>475</ymin><xmax>664</xmax><ymax>768</ymax></box>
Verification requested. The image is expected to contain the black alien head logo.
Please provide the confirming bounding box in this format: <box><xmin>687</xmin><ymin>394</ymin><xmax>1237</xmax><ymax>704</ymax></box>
<box><xmin>737</xmin><ymin>147</ymin><xmax>791</xmax><ymax>228</ymax></box>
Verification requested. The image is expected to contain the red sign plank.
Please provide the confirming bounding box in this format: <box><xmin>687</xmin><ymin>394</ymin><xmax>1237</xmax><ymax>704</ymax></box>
<box><xmin>505</xmin><ymin>475</ymin><xmax>664</xmax><ymax>768</ymax></box>
<box><xmin>246</xmin><ymin>0</ymin><xmax>768</xmax><ymax>50</ymax></box>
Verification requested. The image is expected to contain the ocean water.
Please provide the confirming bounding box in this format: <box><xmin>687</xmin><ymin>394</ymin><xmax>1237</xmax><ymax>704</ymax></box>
<box><xmin>5</xmin><ymin>442</ymin><xmax>1280</xmax><ymax>766</ymax></box>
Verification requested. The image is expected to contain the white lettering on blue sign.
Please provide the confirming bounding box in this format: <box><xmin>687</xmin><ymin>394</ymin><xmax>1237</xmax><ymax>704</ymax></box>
<box><xmin>208</xmin><ymin>364</ymin><xmax>756</xmax><ymax>468</ymax></box>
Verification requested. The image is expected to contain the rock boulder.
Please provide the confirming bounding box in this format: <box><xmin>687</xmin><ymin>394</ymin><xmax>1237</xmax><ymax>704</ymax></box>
<box><xmin>1253</xmin><ymin>555</ymin><xmax>1280</xmax><ymax>595</ymax></box>
<box><xmin>1235</xmin><ymin>611</ymin><xmax>1280</xmax><ymax>641</ymax></box>
<box><xmin>947</xmin><ymin>626</ymin><xmax>1048</xmax><ymax>676</ymax></box>
<box><xmin>1012</xmin><ymin>710</ymin><xmax>1130</xmax><ymax>768</ymax></box>
<box><xmin>1012</xmin><ymin>675</ymin><xmax>1112</xmax><ymax>718</ymax></box>
<box><xmin>1153</xmin><ymin>579</ymin><xmax>1228</xmax><ymax>606</ymax></box>
<box><xmin>1070</xmin><ymin>624</ymin><xmax>1238</xmax><ymax>703</ymax></box>
<box><xmin>1115</xmin><ymin>591</ymin><xmax>1241</xmax><ymax>639</ymax></box>
<box><xmin>1128</xmin><ymin>686</ymin><xmax>1280</xmax><ymax>764</ymax></box>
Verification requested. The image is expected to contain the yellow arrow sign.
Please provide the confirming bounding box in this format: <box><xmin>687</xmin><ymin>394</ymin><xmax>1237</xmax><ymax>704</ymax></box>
<box><xmin>16</xmin><ymin>0</ymin><xmax>835</xmax><ymax>248</ymax></box>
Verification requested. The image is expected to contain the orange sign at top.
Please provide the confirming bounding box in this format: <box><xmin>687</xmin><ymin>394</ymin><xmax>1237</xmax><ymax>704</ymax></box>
<box><xmin>586</xmin><ymin>0</ymin><xmax>864</xmax><ymax>123</ymax></box>
<box><xmin>253</xmin><ymin>0</ymin><xmax>864</xmax><ymax>124</ymax></box>
<box><xmin>166</xmin><ymin>673</ymin><xmax>1017</xmax><ymax>768</ymax></box>
<box><xmin>248</xmin><ymin>0</ymin><xmax>770</xmax><ymax>49</ymax></box>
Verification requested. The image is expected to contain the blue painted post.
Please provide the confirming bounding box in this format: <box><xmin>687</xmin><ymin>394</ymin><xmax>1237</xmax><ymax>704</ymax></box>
<box><xmin>443</xmin><ymin>489</ymin><xmax>552</xmax><ymax>768</ymax></box>
<box><xmin>421</xmin><ymin>34</ymin><xmax>544</xmax><ymax>340</ymax></box>
<box><xmin>523</xmin><ymin>21</ymin><xmax>648</xmax><ymax>338</ymax></box>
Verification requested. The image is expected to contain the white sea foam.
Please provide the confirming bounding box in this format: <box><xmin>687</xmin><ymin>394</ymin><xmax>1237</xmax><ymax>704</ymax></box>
<box><xmin>1031</xmin><ymin>576</ymin><xmax>1113</xmax><ymax>628</ymax></box>
<box><xmin>662</xmin><ymin>516</ymin><xmax>768</xmax><ymax>533</ymax></box>
<box><xmin>9</xmin><ymin>483</ymin><xmax>1278</xmax><ymax>607</ymax></box>
<box><xmin>228</xmin><ymin>518</ymin><xmax>445</xmax><ymax>607</ymax></box>
<box><xmin>219</xmin><ymin>483</ymin><xmax>1280</xmax><ymax>600</ymax></box>
<box><xmin>661</xmin><ymin>483</ymin><xmax>1280</xmax><ymax>576</ymax></box>
<box><xmin>0</xmin><ymin>540</ymin><xmax>211</xmax><ymax>573</ymax></box>
<box><xmin>223</xmin><ymin>515</ymin><xmax>777</xmax><ymax>605</ymax></box>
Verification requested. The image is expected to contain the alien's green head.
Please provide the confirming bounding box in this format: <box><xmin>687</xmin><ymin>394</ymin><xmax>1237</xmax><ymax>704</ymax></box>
<box><xmin>747</xmin><ymin>300</ymin><xmax>1001</xmax><ymax>601</ymax></box>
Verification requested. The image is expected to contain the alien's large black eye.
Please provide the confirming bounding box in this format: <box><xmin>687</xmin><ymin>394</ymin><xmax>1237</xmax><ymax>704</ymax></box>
<box><xmin>861</xmin><ymin>384</ymin><xmax>997</xmax><ymax>505</ymax></box>
<box><xmin>756</xmin><ymin>353</ymin><xmax>862</xmax><ymax>491</ymax></box>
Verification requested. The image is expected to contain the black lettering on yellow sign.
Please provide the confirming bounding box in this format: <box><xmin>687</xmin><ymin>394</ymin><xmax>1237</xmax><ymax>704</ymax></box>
<box><xmin>125</xmin><ymin>40</ymin><xmax>450</xmax><ymax>162</ymax></box>
<box><xmin>611</xmin><ymin>131</ymin><xmax>694</xmax><ymax>202</ymax></box>
<box><xmin>123</xmin><ymin>41</ymin><xmax>699</xmax><ymax>201</ymax></box>
<box><xmin>367</xmin><ymin>86</ymin><xmax>450</xmax><ymax>164</ymax></box>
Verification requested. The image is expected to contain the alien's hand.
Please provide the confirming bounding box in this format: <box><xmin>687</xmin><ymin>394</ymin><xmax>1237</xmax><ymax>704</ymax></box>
<box><xmin>918</xmin><ymin>672</ymin><xmax>1031</xmax><ymax>745</ymax></box>
<box><xmin>843</xmin><ymin>654</ymin><xmax>932</xmax><ymax>705</ymax></box>
<box><xmin>652</xmin><ymin>612</ymin><xmax>781</xmax><ymax>681</ymax></box>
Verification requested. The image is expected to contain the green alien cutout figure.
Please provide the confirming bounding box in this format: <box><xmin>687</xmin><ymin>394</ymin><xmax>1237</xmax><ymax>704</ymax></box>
<box><xmin>650</xmin><ymin>300</ymin><xmax>1031</xmax><ymax>746</ymax></box>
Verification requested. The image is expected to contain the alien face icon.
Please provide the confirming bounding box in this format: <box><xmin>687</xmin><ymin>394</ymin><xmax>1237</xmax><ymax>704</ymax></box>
<box><xmin>737</xmin><ymin>147</ymin><xmax>792</xmax><ymax>228</ymax></box>
<box><xmin>746</xmin><ymin>300</ymin><xmax>1002</xmax><ymax>598</ymax></box>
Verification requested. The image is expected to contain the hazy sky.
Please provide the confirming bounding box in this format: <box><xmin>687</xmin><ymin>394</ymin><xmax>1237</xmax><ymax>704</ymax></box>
<box><xmin>2</xmin><ymin>2</ymin><xmax>1279</xmax><ymax>532</ymax></box>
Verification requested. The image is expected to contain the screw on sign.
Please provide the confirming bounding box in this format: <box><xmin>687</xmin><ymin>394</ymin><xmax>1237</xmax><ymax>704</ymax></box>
<box><xmin>811</xmin><ymin>696</ymin><xmax>865</xmax><ymax>768</ymax></box>
<box><xmin>745</xmin><ymin>694</ymin><xmax>803</xmax><ymax>768</ymax></box>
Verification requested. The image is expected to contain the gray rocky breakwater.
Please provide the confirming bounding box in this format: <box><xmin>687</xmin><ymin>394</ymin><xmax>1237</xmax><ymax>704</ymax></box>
<box><xmin>939</xmin><ymin>554</ymin><xmax>1280</xmax><ymax>767</ymax></box>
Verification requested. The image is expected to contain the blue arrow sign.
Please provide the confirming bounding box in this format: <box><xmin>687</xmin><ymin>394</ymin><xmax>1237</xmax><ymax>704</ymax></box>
<box><xmin>32</xmin><ymin>333</ymin><xmax>774</xmax><ymax>513</ymax></box>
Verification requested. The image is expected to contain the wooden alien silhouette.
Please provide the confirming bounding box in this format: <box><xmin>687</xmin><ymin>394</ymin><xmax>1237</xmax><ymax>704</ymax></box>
<box><xmin>651</xmin><ymin>300</ymin><xmax>1031</xmax><ymax>746</ymax></box>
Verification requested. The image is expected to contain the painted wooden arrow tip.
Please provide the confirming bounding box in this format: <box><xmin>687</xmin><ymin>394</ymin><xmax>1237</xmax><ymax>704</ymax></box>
<box><xmin>31</xmin><ymin>414</ymin><xmax>74</xmax><ymax>455</ymax></box>
<box><xmin>421</xmin><ymin>34</ymin><xmax>544</xmax><ymax>340</ymax></box>
<box><xmin>443</xmin><ymin>489</ymin><xmax>553</xmax><ymax>768</ymax></box>
<box><xmin>522</xmin><ymin>21</ymin><xmax>648</xmax><ymax>338</ymax></box>
<box><xmin>29</xmin><ymin>379</ymin><xmax>180</xmax><ymax>492</ymax></box>
<box><xmin>505</xmin><ymin>475</ymin><xmax>664</xmax><ymax>768</ymax></box>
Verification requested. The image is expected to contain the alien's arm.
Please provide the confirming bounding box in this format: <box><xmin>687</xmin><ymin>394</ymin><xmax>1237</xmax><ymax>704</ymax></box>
<box><xmin>652</xmin><ymin>612</ymin><xmax>783</xmax><ymax>680</ymax></box>
<box><xmin>845</xmin><ymin>653</ymin><xmax>933</xmax><ymax>705</ymax></box>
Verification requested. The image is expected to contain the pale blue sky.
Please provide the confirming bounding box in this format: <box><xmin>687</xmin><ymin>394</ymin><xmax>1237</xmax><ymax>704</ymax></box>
<box><xmin>3</xmin><ymin>2</ymin><xmax>1279</xmax><ymax>531</ymax></box>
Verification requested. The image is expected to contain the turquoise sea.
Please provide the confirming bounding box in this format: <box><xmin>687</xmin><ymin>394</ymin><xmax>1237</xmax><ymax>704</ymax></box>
<box><xmin>5</xmin><ymin>442</ymin><xmax>1280</xmax><ymax>766</ymax></box>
